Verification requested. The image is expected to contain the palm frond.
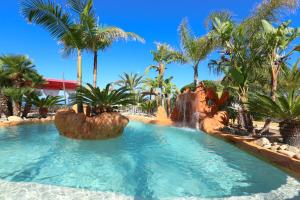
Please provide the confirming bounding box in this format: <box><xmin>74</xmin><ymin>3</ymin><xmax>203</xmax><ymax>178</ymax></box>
<box><xmin>21</xmin><ymin>0</ymin><xmax>73</xmax><ymax>40</ymax></box>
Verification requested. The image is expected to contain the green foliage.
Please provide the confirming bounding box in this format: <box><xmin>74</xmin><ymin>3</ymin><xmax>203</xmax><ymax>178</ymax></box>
<box><xmin>258</xmin><ymin>20</ymin><xmax>300</xmax><ymax>64</ymax></box>
<box><xmin>0</xmin><ymin>55</ymin><xmax>40</xmax><ymax>86</ymax></box>
<box><xmin>248</xmin><ymin>91</ymin><xmax>300</xmax><ymax>121</ymax></box>
<box><xmin>87</xmin><ymin>26</ymin><xmax>144</xmax><ymax>53</ymax></box>
<box><xmin>279</xmin><ymin>59</ymin><xmax>300</xmax><ymax>92</ymax></box>
<box><xmin>30</xmin><ymin>94</ymin><xmax>63</xmax><ymax>108</ymax></box>
<box><xmin>149</xmin><ymin>43</ymin><xmax>186</xmax><ymax>66</ymax></box>
<box><xmin>162</xmin><ymin>76</ymin><xmax>178</xmax><ymax>97</ymax></box>
<box><xmin>79</xmin><ymin>83</ymin><xmax>136</xmax><ymax>114</ymax></box>
<box><xmin>140</xmin><ymin>100</ymin><xmax>157</xmax><ymax>115</ymax></box>
<box><xmin>115</xmin><ymin>73</ymin><xmax>143</xmax><ymax>92</ymax></box>
<box><xmin>242</xmin><ymin>0</ymin><xmax>298</xmax><ymax>34</ymax></box>
<box><xmin>180</xmin><ymin>80</ymin><xmax>222</xmax><ymax>93</ymax></box>
<box><xmin>2</xmin><ymin>88</ymin><xmax>33</xmax><ymax>101</ymax></box>
<box><xmin>21</xmin><ymin>0</ymin><xmax>73</xmax><ymax>40</ymax></box>
<box><xmin>179</xmin><ymin>18</ymin><xmax>216</xmax><ymax>63</ymax></box>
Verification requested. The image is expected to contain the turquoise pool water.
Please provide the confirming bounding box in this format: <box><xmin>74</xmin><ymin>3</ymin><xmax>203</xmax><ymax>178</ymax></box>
<box><xmin>0</xmin><ymin>121</ymin><xmax>299</xmax><ymax>199</ymax></box>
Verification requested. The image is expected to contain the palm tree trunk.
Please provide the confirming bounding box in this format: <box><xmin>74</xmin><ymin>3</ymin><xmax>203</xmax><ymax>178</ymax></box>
<box><xmin>0</xmin><ymin>92</ymin><xmax>10</xmax><ymax>117</ymax></box>
<box><xmin>77</xmin><ymin>49</ymin><xmax>84</xmax><ymax>113</ymax></box>
<box><xmin>193</xmin><ymin>64</ymin><xmax>199</xmax><ymax>88</ymax></box>
<box><xmin>237</xmin><ymin>108</ymin><xmax>254</xmax><ymax>133</ymax></box>
<box><xmin>158</xmin><ymin>63</ymin><xmax>165</xmax><ymax>108</ymax></box>
<box><xmin>238</xmin><ymin>93</ymin><xmax>254</xmax><ymax>134</ymax></box>
<box><xmin>93</xmin><ymin>51</ymin><xmax>98</xmax><ymax>87</ymax></box>
<box><xmin>270</xmin><ymin>65</ymin><xmax>279</xmax><ymax>101</ymax></box>
<box><xmin>166</xmin><ymin>96</ymin><xmax>171</xmax><ymax>117</ymax></box>
<box><xmin>22</xmin><ymin>102</ymin><xmax>32</xmax><ymax>118</ymax></box>
<box><xmin>259</xmin><ymin>64</ymin><xmax>279</xmax><ymax>134</ymax></box>
<box><xmin>13</xmin><ymin>101</ymin><xmax>22</xmax><ymax>117</ymax></box>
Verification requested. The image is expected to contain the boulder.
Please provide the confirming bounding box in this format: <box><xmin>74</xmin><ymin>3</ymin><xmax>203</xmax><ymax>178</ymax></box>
<box><xmin>7</xmin><ymin>116</ymin><xmax>23</xmax><ymax>122</ymax></box>
<box><xmin>262</xmin><ymin>144</ymin><xmax>272</xmax><ymax>149</ymax></box>
<box><xmin>255</xmin><ymin>138</ymin><xmax>270</xmax><ymax>147</ymax></box>
<box><xmin>170</xmin><ymin>83</ymin><xmax>229</xmax><ymax>132</ymax></box>
<box><xmin>201</xmin><ymin>111</ymin><xmax>229</xmax><ymax>134</ymax></box>
<box><xmin>55</xmin><ymin>109</ymin><xmax>129</xmax><ymax>140</ymax></box>
<box><xmin>278</xmin><ymin>144</ymin><xmax>288</xmax><ymax>151</ymax></box>
<box><xmin>270</xmin><ymin>145</ymin><xmax>280</xmax><ymax>151</ymax></box>
<box><xmin>287</xmin><ymin>146</ymin><xmax>300</xmax><ymax>154</ymax></box>
<box><xmin>294</xmin><ymin>154</ymin><xmax>300</xmax><ymax>160</ymax></box>
<box><xmin>156</xmin><ymin>106</ymin><xmax>168</xmax><ymax>121</ymax></box>
<box><xmin>277</xmin><ymin>150</ymin><xmax>296</xmax><ymax>158</ymax></box>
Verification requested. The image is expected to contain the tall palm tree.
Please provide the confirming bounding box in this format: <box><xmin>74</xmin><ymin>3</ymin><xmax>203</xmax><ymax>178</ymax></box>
<box><xmin>162</xmin><ymin>76</ymin><xmax>177</xmax><ymax>117</ymax></box>
<box><xmin>0</xmin><ymin>55</ymin><xmax>40</xmax><ymax>116</ymax></box>
<box><xmin>21</xmin><ymin>0</ymin><xmax>95</xmax><ymax>113</ymax></box>
<box><xmin>85</xmin><ymin>26</ymin><xmax>144</xmax><ymax>87</ymax></box>
<box><xmin>142</xmin><ymin>77</ymin><xmax>159</xmax><ymax>101</ymax></box>
<box><xmin>115</xmin><ymin>72</ymin><xmax>143</xmax><ymax>93</ymax></box>
<box><xmin>179</xmin><ymin>18</ymin><xmax>216</xmax><ymax>87</ymax></box>
<box><xmin>0</xmin><ymin>63</ymin><xmax>11</xmax><ymax>117</ymax></box>
<box><xmin>146</xmin><ymin>43</ymin><xmax>185</xmax><ymax>107</ymax></box>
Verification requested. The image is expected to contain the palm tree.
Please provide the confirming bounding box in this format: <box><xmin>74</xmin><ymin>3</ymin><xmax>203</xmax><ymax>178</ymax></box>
<box><xmin>142</xmin><ymin>77</ymin><xmax>159</xmax><ymax>101</ymax></box>
<box><xmin>248</xmin><ymin>89</ymin><xmax>300</xmax><ymax>146</ymax></box>
<box><xmin>22</xmin><ymin>74</ymin><xmax>45</xmax><ymax>118</ymax></box>
<box><xmin>115</xmin><ymin>72</ymin><xmax>144</xmax><ymax>93</ymax></box>
<box><xmin>85</xmin><ymin>25</ymin><xmax>144</xmax><ymax>87</ymax></box>
<box><xmin>179</xmin><ymin>18</ymin><xmax>216</xmax><ymax>87</ymax></box>
<box><xmin>0</xmin><ymin>64</ymin><xmax>11</xmax><ymax>117</ymax></box>
<box><xmin>2</xmin><ymin>88</ymin><xmax>33</xmax><ymax>116</ymax></box>
<box><xmin>162</xmin><ymin>76</ymin><xmax>177</xmax><ymax>117</ymax></box>
<box><xmin>146</xmin><ymin>43</ymin><xmax>185</xmax><ymax>107</ymax></box>
<box><xmin>21</xmin><ymin>0</ymin><xmax>95</xmax><ymax>113</ymax></box>
<box><xmin>140</xmin><ymin>100</ymin><xmax>157</xmax><ymax>115</ymax></box>
<box><xmin>0</xmin><ymin>55</ymin><xmax>40</xmax><ymax>117</ymax></box>
<box><xmin>79</xmin><ymin>83</ymin><xmax>136</xmax><ymax>115</ymax></box>
<box><xmin>30</xmin><ymin>94</ymin><xmax>63</xmax><ymax>118</ymax></box>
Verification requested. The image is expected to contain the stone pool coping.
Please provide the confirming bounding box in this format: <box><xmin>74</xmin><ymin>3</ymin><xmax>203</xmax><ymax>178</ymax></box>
<box><xmin>0</xmin><ymin>117</ymin><xmax>54</xmax><ymax>127</ymax></box>
<box><xmin>126</xmin><ymin>115</ymin><xmax>300</xmax><ymax>179</ymax></box>
<box><xmin>1</xmin><ymin>177</ymin><xmax>300</xmax><ymax>200</ymax></box>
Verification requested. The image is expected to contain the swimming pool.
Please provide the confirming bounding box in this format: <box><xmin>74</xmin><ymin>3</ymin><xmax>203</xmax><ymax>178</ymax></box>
<box><xmin>0</xmin><ymin>121</ymin><xmax>299</xmax><ymax>199</ymax></box>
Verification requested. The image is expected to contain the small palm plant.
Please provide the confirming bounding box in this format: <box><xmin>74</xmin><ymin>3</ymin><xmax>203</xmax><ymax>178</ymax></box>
<box><xmin>79</xmin><ymin>84</ymin><xmax>136</xmax><ymax>115</ymax></box>
<box><xmin>140</xmin><ymin>100</ymin><xmax>157</xmax><ymax>116</ymax></box>
<box><xmin>30</xmin><ymin>95</ymin><xmax>63</xmax><ymax>118</ymax></box>
<box><xmin>248</xmin><ymin>91</ymin><xmax>300</xmax><ymax>146</ymax></box>
<box><xmin>248</xmin><ymin>61</ymin><xmax>300</xmax><ymax>146</ymax></box>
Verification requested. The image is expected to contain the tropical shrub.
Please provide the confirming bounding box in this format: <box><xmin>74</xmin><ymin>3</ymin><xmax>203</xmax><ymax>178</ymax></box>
<box><xmin>2</xmin><ymin>87</ymin><xmax>33</xmax><ymax>117</ymax></box>
<box><xmin>0</xmin><ymin>55</ymin><xmax>44</xmax><ymax>117</ymax></box>
<box><xmin>79</xmin><ymin>83</ymin><xmax>136</xmax><ymax>115</ymax></box>
<box><xmin>140</xmin><ymin>100</ymin><xmax>157</xmax><ymax>115</ymax></box>
<box><xmin>30</xmin><ymin>95</ymin><xmax>63</xmax><ymax>118</ymax></box>
<box><xmin>248</xmin><ymin>91</ymin><xmax>300</xmax><ymax>146</ymax></box>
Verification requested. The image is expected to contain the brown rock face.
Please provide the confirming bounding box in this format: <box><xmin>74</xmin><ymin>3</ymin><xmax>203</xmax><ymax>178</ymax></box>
<box><xmin>170</xmin><ymin>83</ymin><xmax>229</xmax><ymax>133</ymax></box>
<box><xmin>55</xmin><ymin>109</ymin><xmax>129</xmax><ymax>140</ymax></box>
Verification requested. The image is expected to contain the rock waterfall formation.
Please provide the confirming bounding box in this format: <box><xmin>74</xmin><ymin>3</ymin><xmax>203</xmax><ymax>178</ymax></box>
<box><xmin>170</xmin><ymin>83</ymin><xmax>229</xmax><ymax>133</ymax></box>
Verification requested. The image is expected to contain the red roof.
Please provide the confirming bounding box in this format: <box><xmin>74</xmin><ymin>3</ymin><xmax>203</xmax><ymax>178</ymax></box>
<box><xmin>42</xmin><ymin>78</ymin><xmax>77</xmax><ymax>90</ymax></box>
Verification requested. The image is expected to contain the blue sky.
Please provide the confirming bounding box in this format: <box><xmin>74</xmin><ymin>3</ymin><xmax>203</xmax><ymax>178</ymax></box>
<box><xmin>0</xmin><ymin>0</ymin><xmax>299</xmax><ymax>89</ymax></box>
